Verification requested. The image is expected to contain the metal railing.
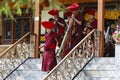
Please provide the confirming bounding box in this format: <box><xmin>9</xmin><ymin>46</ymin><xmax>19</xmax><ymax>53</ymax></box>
<box><xmin>0</xmin><ymin>32</ymin><xmax>36</xmax><ymax>80</ymax></box>
<box><xmin>44</xmin><ymin>29</ymin><xmax>100</xmax><ymax>80</ymax></box>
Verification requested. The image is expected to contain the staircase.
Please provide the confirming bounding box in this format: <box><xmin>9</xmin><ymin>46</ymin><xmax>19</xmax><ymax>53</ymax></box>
<box><xmin>3</xmin><ymin>57</ymin><xmax>116</xmax><ymax>80</ymax></box>
<box><xmin>4</xmin><ymin>58</ymin><xmax>48</xmax><ymax>80</ymax></box>
<box><xmin>74</xmin><ymin>57</ymin><xmax>115</xmax><ymax>80</ymax></box>
<box><xmin>1</xmin><ymin>29</ymin><xmax>118</xmax><ymax>80</ymax></box>
<box><xmin>0</xmin><ymin>59</ymin><xmax>24</xmax><ymax>80</ymax></box>
<box><xmin>0</xmin><ymin>32</ymin><xmax>37</xmax><ymax>80</ymax></box>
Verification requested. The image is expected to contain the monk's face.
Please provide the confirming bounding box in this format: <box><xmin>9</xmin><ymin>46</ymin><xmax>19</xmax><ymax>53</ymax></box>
<box><xmin>118</xmin><ymin>18</ymin><xmax>120</xmax><ymax>22</ymax></box>
<box><xmin>46</xmin><ymin>28</ymin><xmax>52</xmax><ymax>33</ymax></box>
<box><xmin>72</xmin><ymin>10</ymin><xmax>78</xmax><ymax>15</ymax></box>
<box><xmin>89</xmin><ymin>15</ymin><xmax>94</xmax><ymax>22</ymax></box>
<box><xmin>54</xmin><ymin>14</ymin><xmax>59</xmax><ymax>19</ymax></box>
<box><xmin>86</xmin><ymin>28</ymin><xmax>91</xmax><ymax>34</ymax></box>
<box><xmin>89</xmin><ymin>15</ymin><xmax>94</xmax><ymax>19</ymax></box>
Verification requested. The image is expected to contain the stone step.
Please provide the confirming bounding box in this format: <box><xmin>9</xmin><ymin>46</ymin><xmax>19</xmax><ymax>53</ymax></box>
<box><xmin>83</xmin><ymin>57</ymin><xmax>115</xmax><ymax>71</ymax></box>
<box><xmin>18</xmin><ymin>59</ymin><xmax>42</xmax><ymax>70</ymax></box>
<box><xmin>84</xmin><ymin>64</ymin><xmax>115</xmax><ymax>70</ymax></box>
<box><xmin>4</xmin><ymin>57</ymin><xmax>116</xmax><ymax>80</ymax></box>
<box><xmin>18</xmin><ymin>63</ymin><xmax>41</xmax><ymax>70</ymax></box>
<box><xmin>18</xmin><ymin>58</ymin><xmax>60</xmax><ymax>70</ymax></box>
<box><xmin>74</xmin><ymin>77</ymin><xmax>115</xmax><ymax>80</ymax></box>
<box><xmin>79</xmin><ymin>70</ymin><xmax>115</xmax><ymax>78</ymax></box>
<box><xmin>4</xmin><ymin>58</ymin><xmax>47</xmax><ymax>80</ymax></box>
<box><xmin>5</xmin><ymin>70</ymin><xmax>47</xmax><ymax>80</ymax></box>
<box><xmin>80</xmin><ymin>57</ymin><xmax>115</xmax><ymax>78</ymax></box>
<box><xmin>24</xmin><ymin>58</ymin><xmax>42</xmax><ymax>64</ymax></box>
<box><xmin>89</xmin><ymin>57</ymin><xmax>115</xmax><ymax>65</ymax></box>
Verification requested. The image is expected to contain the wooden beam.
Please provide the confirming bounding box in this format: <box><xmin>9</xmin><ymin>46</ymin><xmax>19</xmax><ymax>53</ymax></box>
<box><xmin>58</xmin><ymin>0</ymin><xmax>113</xmax><ymax>4</ymax></box>
<box><xmin>34</xmin><ymin>0</ymin><xmax>40</xmax><ymax>58</ymax></box>
<box><xmin>97</xmin><ymin>0</ymin><xmax>104</xmax><ymax>57</ymax></box>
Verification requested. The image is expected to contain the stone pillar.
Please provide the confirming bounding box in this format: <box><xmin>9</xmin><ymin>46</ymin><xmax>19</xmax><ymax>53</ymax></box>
<box><xmin>115</xmin><ymin>44</ymin><xmax>120</xmax><ymax>80</ymax></box>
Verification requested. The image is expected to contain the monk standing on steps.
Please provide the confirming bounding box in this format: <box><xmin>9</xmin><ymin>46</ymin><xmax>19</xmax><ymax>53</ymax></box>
<box><xmin>60</xmin><ymin>3</ymin><xmax>84</xmax><ymax>58</ymax></box>
<box><xmin>67</xmin><ymin>3</ymin><xmax>84</xmax><ymax>48</ymax></box>
<box><xmin>87</xmin><ymin>9</ymin><xmax>97</xmax><ymax>29</ymax></box>
<box><xmin>39</xmin><ymin>21</ymin><xmax>58</xmax><ymax>72</ymax></box>
<box><xmin>48</xmin><ymin>9</ymin><xmax>66</xmax><ymax>47</ymax></box>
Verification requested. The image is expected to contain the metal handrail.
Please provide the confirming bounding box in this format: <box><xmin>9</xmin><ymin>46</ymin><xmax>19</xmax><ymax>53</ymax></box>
<box><xmin>3</xmin><ymin>57</ymin><xmax>30</xmax><ymax>80</ymax></box>
<box><xmin>72</xmin><ymin>54</ymin><xmax>94</xmax><ymax>80</ymax></box>
<box><xmin>0</xmin><ymin>32</ymin><xmax>36</xmax><ymax>80</ymax></box>
<box><xmin>44</xmin><ymin>29</ymin><xmax>100</xmax><ymax>80</ymax></box>
<box><xmin>0</xmin><ymin>32</ymin><xmax>36</xmax><ymax>57</ymax></box>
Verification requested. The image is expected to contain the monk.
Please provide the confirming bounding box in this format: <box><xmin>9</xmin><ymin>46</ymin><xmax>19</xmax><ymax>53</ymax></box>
<box><xmin>66</xmin><ymin>3</ymin><xmax>84</xmax><ymax>49</ymax></box>
<box><xmin>61</xmin><ymin>11</ymin><xmax>72</xmax><ymax>58</ymax></box>
<box><xmin>48</xmin><ymin>9</ymin><xmax>66</xmax><ymax>47</ymax></box>
<box><xmin>39</xmin><ymin>21</ymin><xmax>57</xmax><ymax>72</ymax></box>
<box><xmin>61</xmin><ymin>3</ymin><xmax>85</xmax><ymax>58</ymax></box>
<box><xmin>87</xmin><ymin>9</ymin><xmax>97</xmax><ymax>29</ymax></box>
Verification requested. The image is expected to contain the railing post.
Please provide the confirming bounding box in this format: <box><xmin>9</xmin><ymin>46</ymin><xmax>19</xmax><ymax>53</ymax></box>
<box><xmin>94</xmin><ymin>30</ymin><xmax>101</xmax><ymax>57</ymax></box>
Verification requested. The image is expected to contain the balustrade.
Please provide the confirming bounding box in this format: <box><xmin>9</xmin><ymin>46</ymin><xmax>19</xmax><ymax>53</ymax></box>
<box><xmin>0</xmin><ymin>32</ymin><xmax>36</xmax><ymax>79</ymax></box>
<box><xmin>44</xmin><ymin>29</ymin><xmax>100</xmax><ymax>80</ymax></box>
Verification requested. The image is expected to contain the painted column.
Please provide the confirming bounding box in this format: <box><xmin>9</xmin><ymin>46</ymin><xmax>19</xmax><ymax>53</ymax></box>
<box><xmin>115</xmin><ymin>44</ymin><xmax>120</xmax><ymax>80</ymax></box>
<box><xmin>34</xmin><ymin>0</ymin><xmax>40</xmax><ymax>58</ymax></box>
<box><xmin>97</xmin><ymin>0</ymin><xmax>104</xmax><ymax>57</ymax></box>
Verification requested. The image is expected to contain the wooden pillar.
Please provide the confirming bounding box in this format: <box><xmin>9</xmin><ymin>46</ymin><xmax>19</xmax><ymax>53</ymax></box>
<box><xmin>11</xmin><ymin>20</ymin><xmax>14</xmax><ymax>43</ymax></box>
<box><xmin>30</xmin><ymin>17</ymin><xmax>33</xmax><ymax>33</ymax></box>
<box><xmin>21</xmin><ymin>17</ymin><xmax>24</xmax><ymax>38</ymax></box>
<box><xmin>97</xmin><ymin>0</ymin><xmax>104</xmax><ymax>57</ymax></box>
<box><xmin>1</xmin><ymin>16</ymin><xmax>4</xmax><ymax>44</ymax></box>
<box><xmin>34</xmin><ymin>0</ymin><xmax>40</xmax><ymax>58</ymax></box>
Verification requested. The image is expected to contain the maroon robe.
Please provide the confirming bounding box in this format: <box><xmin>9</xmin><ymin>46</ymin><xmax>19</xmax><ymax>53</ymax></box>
<box><xmin>91</xmin><ymin>19</ymin><xmax>97</xmax><ymax>29</ymax></box>
<box><xmin>55</xmin><ymin>17</ymin><xmax>66</xmax><ymax>47</ymax></box>
<box><xmin>71</xmin><ymin>12</ymin><xmax>84</xmax><ymax>48</ymax></box>
<box><xmin>42</xmin><ymin>31</ymin><xmax>57</xmax><ymax>72</ymax></box>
